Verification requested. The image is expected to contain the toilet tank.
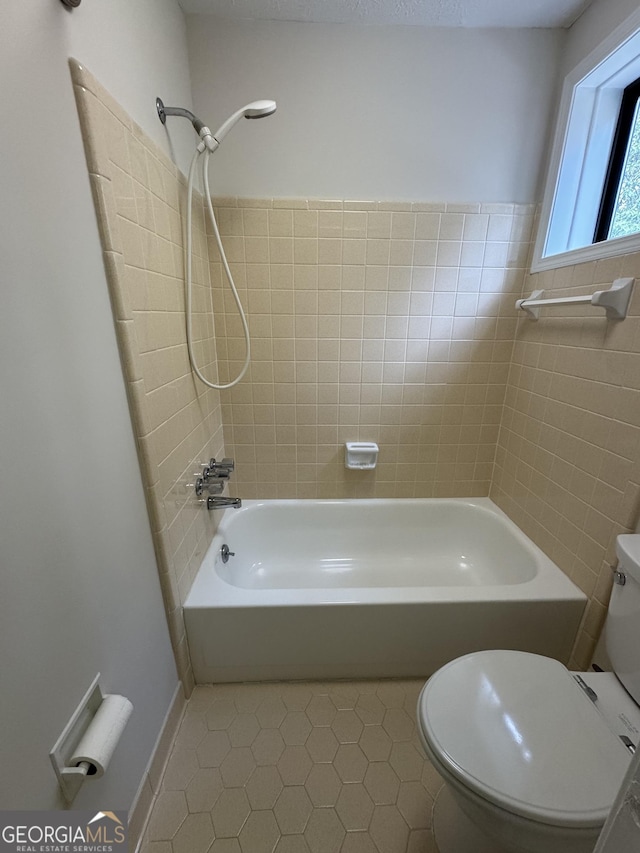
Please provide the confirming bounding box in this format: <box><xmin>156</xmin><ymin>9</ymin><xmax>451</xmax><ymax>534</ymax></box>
<box><xmin>606</xmin><ymin>535</ymin><xmax>640</xmax><ymax>704</ymax></box>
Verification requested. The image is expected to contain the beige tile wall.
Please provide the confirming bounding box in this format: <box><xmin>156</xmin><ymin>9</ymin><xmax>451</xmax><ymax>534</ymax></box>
<box><xmin>74</xmin><ymin>64</ymin><xmax>633</xmax><ymax>682</ymax></box>
<box><xmin>209</xmin><ymin>198</ymin><xmax>535</xmax><ymax>498</ymax></box>
<box><xmin>492</xmin><ymin>254</ymin><xmax>640</xmax><ymax>669</ymax></box>
<box><xmin>71</xmin><ymin>61</ymin><xmax>225</xmax><ymax>692</ymax></box>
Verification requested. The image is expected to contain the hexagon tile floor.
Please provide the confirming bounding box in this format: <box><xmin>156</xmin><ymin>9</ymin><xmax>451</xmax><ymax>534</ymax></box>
<box><xmin>140</xmin><ymin>678</ymin><xmax>447</xmax><ymax>853</ymax></box>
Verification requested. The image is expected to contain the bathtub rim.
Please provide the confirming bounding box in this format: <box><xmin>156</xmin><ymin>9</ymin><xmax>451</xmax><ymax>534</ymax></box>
<box><xmin>184</xmin><ymin>497</ymin><xmax>587</xmax><ymax>610</ymax></box>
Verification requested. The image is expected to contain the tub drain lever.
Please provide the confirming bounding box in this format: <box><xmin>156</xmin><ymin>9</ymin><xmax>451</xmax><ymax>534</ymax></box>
<box><xmin>220</xmin><ymin>544</ymin><xmax>235</xmax><ymax>563</ymax></box>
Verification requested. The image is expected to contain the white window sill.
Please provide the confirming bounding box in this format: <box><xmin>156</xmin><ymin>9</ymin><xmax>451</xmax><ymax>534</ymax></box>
<box><xmin>532</xmin><ymin>231</ymin><xmax>640</xmax><ymax>273</ymax></box>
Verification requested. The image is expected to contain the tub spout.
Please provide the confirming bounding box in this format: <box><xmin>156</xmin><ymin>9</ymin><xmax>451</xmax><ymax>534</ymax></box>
<box><xmin>206</xmin><ymin>496</ymin><xmax>242</xmax><ymax>510</ymax></box>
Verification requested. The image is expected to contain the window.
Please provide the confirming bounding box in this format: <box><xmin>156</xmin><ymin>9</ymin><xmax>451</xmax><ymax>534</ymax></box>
<box><xmin>595</xmin><ymin>76</ymin><xmax>640</xmax><ymax>242</ymax></box>
<box><xmin>533</xmin><ymin>8</ymin><xmax>640</xmax><ymax>272</ymax></box>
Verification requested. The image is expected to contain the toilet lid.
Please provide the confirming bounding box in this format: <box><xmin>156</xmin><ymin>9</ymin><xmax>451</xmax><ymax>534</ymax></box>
<box><xmin>419</xmin><ymin>651</ymin><xmax>631</xmax><ymax>828</ymax></box>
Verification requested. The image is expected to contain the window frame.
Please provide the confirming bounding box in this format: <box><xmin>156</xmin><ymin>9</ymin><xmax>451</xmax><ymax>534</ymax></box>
<box><xmin>594</xmin><ymin>74</ymin><xmax>640</xmax><ymax>243</ymax></box>
<box><xmin>532</xmin><ymin>7</ymin><xmax>640</xmax><ymax>273</ymax></box>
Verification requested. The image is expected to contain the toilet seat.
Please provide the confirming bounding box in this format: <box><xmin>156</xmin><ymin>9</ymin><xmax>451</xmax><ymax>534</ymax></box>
<box><xmin>418</xmin><ymin>650</ymin><xmax>632</xmax><ymax>829</ymax></box>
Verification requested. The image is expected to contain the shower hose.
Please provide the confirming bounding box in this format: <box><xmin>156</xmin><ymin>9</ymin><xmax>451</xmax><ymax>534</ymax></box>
<box><xmin>185</xmin><ymin>142</ymin><xmax>250</xmax><ymax>390</ymax></box>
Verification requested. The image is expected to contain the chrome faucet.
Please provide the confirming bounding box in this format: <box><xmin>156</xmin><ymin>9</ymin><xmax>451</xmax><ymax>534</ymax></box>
<box><xmin>194</xmin><ymin>458</ymin><xmax>240</xmax><ymax>508</ymax></box>
<box><xmin>203</xmin><ymin>458</ymin><xmax>235</xmax><ymax>480</ymax></box>
<box><xmin>207</xmin><ymin>496</ymin><xmax>242</xmax><ymax>510</ymax></box>
<box><xmin>195</xmin><ymin>457</ymin><xmax>237</xmax><ymax>498</ymax></box>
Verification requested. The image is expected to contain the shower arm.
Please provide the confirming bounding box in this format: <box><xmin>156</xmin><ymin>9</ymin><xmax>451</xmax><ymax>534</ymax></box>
<box><xmin>156</xmin><ymin>98</ymin><xmax>207</xmax><ymax>135</ymax></box>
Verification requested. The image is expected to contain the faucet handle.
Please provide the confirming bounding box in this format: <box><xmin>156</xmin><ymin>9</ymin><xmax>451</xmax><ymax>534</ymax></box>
<box><xmin>204</xmin><ymin>457</ymin><xmax>235</xmax><ymax>480</ymax></box>
<box><xmin>210</xmin><ymin>457</ymin><xmax>235</xmax><ymax>472</ymax></box>
<box><xmin>195</xmin><ymin>477</ymin><xmax>225</xmax><ymax>496</ymax></box>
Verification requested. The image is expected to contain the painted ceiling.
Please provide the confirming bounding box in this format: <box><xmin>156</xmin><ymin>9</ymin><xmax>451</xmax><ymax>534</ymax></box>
<box><xmin>177</xmin><ymin>0</ymin><xmax>594</xmax><ymax>29</ymax></box>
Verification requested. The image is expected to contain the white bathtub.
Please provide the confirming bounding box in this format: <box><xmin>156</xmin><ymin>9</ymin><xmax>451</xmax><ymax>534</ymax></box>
<box><xmin>184</xmin><ymin>498</ymin><xmax>586</xmax><ymax>683</ymax></box>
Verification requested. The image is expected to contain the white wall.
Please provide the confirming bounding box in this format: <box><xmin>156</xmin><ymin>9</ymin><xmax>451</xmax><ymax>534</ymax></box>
<box><xmin>186</xmin><ymin>18</ymin><xmax>563</xmax><ymax>202</ymax></box>
<box><xmin>0</xmin><ymin>0</ymin><xmax>191</xmax><ymax>811</ymax></box>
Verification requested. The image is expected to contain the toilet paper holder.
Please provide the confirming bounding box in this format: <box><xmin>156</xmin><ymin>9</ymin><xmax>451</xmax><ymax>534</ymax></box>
<box><xmin>49</xmin><ymin>674</ymin><xmax>133</xmax><ymax>802</ymax></box>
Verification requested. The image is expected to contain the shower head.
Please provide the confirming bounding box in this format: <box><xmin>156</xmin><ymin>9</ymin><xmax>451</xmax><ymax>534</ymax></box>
<box><xmin>209</xmin><ymin>100</ymin><xmax>277</xmax><ymax>149</ymax></box>
<box><xmin>156</xmin><ymin>97</ymin><xmax>276</xmax><ymax>152</ymax></box>
<box><xmin>243</xmin><ymin>100</ymin><xmax>278</xmax><ymax>119</ymax></box>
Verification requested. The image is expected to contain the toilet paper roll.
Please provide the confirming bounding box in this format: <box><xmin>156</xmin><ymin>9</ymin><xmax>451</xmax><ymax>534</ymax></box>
<box><xmin>69</xmin><ymin>694</ymin><xmax>133</xmax><ymax>778</ymax></box>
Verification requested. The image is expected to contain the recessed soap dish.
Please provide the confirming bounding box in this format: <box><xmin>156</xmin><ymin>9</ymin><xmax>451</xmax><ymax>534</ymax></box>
<box><xmin>345</xmin><ymin>442</ymin><xmax>379</xmax><ymax>470</ymax></box>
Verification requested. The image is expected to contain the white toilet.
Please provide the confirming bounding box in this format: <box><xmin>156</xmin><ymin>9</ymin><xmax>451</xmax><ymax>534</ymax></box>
<box><xmin>417</xmin><ymin>533</ymin><xmax>640</xmax><ymax>853</ymax></box>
